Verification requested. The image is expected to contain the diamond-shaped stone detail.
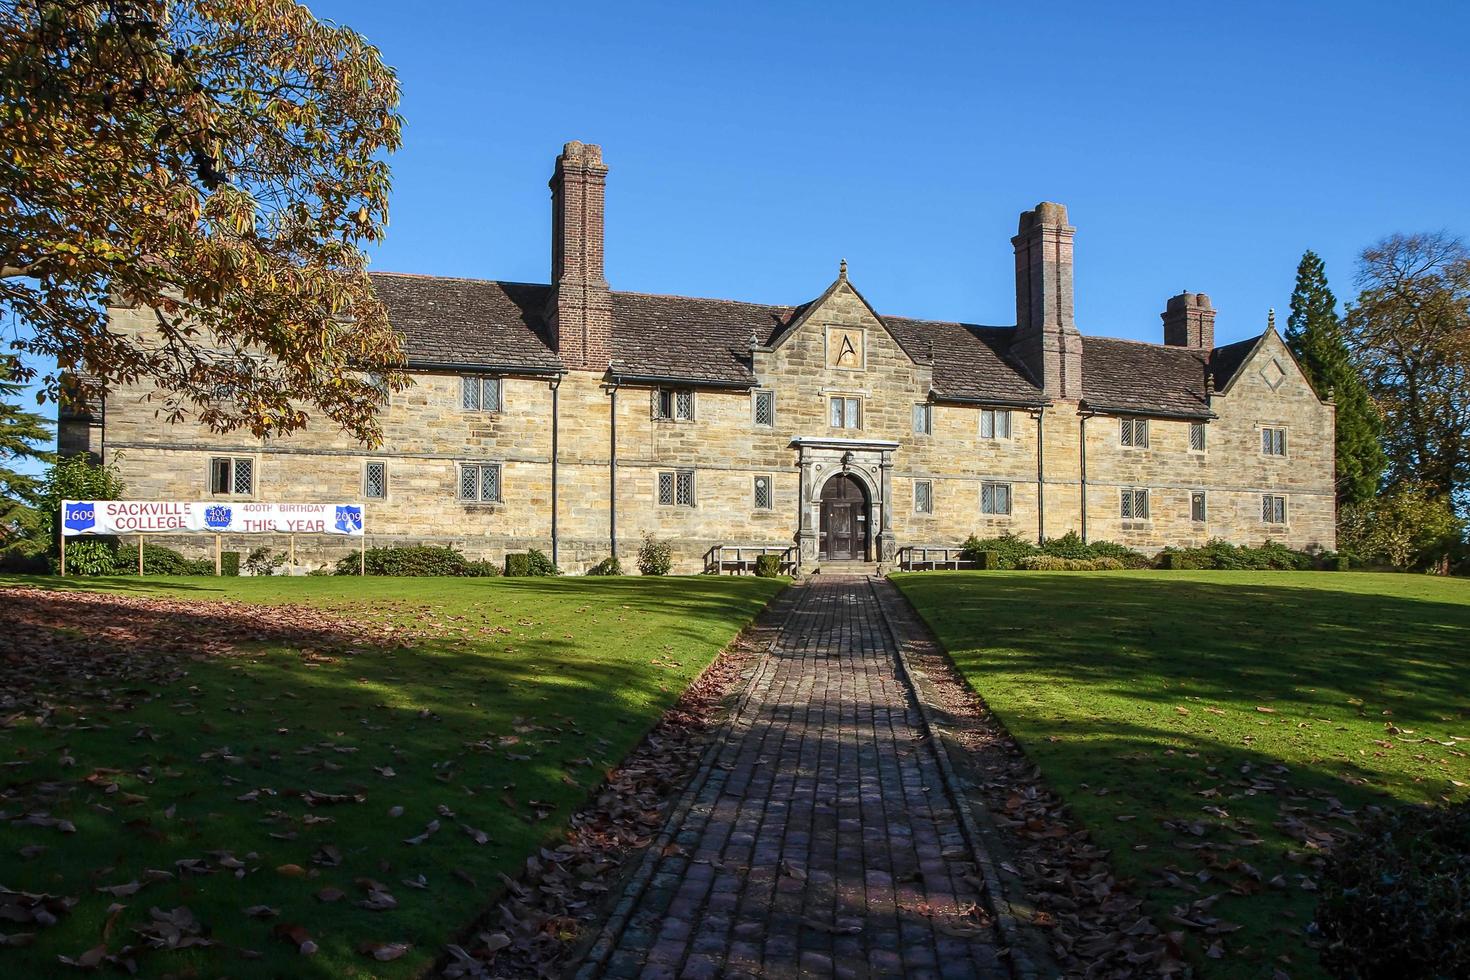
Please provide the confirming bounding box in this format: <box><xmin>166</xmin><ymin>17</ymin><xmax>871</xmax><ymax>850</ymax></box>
<box><xmin>1260</xmin><ymin>359</ymin><xmax>1286</xmax><ymax>390</ymax></box>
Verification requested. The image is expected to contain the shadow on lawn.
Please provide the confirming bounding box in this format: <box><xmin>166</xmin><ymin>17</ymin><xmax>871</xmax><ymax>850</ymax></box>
<box><xmin>917</xmin><ymin>574</ymin><xmax>1470</xmax><ymax>730</ymax></box>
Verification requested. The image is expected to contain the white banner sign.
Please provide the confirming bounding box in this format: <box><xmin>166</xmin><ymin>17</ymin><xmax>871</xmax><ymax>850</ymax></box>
<box><xmin>61</xmin><ymin>500</ymin><xmax>365</xmax><ymax>537</ymax></box>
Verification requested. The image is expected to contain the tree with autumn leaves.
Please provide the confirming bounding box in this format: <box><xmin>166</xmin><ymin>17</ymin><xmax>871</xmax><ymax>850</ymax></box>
<box><xmin>0</xmin><ymin>0</ymin><xmax>408</xmax><ymax>445</ymax></box>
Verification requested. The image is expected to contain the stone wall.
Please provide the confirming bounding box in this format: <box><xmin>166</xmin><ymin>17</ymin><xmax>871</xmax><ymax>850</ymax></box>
<box><xmin>91</xmin><ymin>286</ymin><xmax>1335</xmax><ymax>574</ymax></box>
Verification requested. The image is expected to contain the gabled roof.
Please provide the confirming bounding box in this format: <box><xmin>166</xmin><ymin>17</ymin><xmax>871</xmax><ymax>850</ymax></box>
<box><xmin>368</xmin><ymin>271</ymin><xmax>1270</xmax><ymax>418</ymax></box>
<box><xmin>370</xmin><ymin>273</ymin><xmax>560</xmax><ymax>372</ymax></box>
<box><xmin>885</xmin><ymin>317</ymin><xmax>1044</xmax><ymax>405</ymax></box>
<box><xmin>1082</xmin><ymin>337</ymin><xmax>1213</xmax><ymax>418</ymax></box>
<box><xmin>609</xmin><ymin>291</ymin><xmax>794</xmax><ymax>385</ymax></box>
<box><xmin>1209</xmin><ymin>335</ymin><xmax>1261</xmax><ymax>394</ymax></box>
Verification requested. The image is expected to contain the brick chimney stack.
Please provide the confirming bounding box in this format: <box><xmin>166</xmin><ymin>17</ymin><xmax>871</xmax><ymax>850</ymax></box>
<box><xmin>1011</xmin><ymin>202</ymin><xmax>1083</xmax><ymax>399</ymax></box>
<box><xmin>1161</xmin><ymin>291</ymin><xmax>1216</xmax><ymax>350</ymax></box>
<box><xmin>548</xmin><ymin>141</ymin><xmax>612</xmax><ymax>371</ymax></box>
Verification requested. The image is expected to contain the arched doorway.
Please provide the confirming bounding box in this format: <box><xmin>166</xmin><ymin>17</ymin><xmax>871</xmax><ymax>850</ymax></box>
<box><xmin>819</xmin><ymin>473</ymin><xmax>870</xmax><ymax>561</ymax></box>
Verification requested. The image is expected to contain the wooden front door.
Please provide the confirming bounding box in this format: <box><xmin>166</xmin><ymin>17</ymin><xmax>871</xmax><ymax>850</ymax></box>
<box><xmin>819</xmin><ymin>474</ymin><xmax>868</xmax><ymax>561</ymax></box>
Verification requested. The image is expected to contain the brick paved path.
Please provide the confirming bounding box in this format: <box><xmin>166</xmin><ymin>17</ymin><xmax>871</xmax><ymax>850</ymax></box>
<box><xmin>577</xmin><ymin>575</ymin><xmax>1011</xmax><ymax>979</ymax></box>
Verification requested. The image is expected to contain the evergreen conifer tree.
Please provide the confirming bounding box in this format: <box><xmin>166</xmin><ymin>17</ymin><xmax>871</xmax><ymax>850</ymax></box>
<box><xmin>1286</xmin><ymin>250</ymin><xmax>1385</xmax><ymax>506</ymax></box>
<box><xmin>0</xmin><ymin>357</ymin><xmax>53</xmax><ymax>541</ymax></box>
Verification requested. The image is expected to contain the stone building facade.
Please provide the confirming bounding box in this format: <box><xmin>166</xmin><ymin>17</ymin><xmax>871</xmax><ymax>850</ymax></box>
<box><xmin>62</xmin><ymin>141</ymin><xmax>1337</xmax><ymax>573</ymax></box>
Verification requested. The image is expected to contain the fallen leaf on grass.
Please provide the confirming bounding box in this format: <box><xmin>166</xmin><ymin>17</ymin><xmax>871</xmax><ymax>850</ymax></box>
<box><xmin>403</xmin><ymin>819</ymin><xmax>440</xmax><ymax>845</ymax></box>
<box><xmin>243</xmin><ymin>905</ymin><xmax>279</xmax><ymax>919</ymax></box>
<box><xmin>272</xmin><ymin>923</ymin><xmax>317</xmax><ymax>955</ymax></box>
<box><xmin>360</xmin><ymin>940</ymin><xmax>411</xmax><ymax>961</ymax></box>
<box><xmin>56</xmin><ymin>943</ymin><xmax>108</xmax><ymax>968</ymax></box>
<box><xmin>95</xmin><ymin>881</ymin><xmax>142</xmax><ymax>898</ymax></box>
<box><xmin>314</xmin><ymin>887</ymin><xmax>345</xmax><ymax>903</ymax></box>
<box><xmin>461</xmin><ymin>824</ymin><xmax>490</xmax><ymax>845</ymax></box>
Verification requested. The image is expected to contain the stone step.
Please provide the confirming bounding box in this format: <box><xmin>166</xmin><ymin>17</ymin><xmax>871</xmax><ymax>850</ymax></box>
<box><xmin>814</xmin><ymin>561</ymin><xmax>881</xmax><ymax>577</ymax></box>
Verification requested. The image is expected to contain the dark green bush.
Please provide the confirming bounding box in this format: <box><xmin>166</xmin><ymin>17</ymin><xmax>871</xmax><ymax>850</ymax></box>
<box><xmin>462</xmin><ymin>559</ymin><xmax>501</xmax><ymax>577</ymax></box>
<box><xmin>503</xmin><ymin>553</ymin><xmax>530</xmax><ymax>577</ymax></box>
<box><xmin>1155</xmin><ymin>538</ymin><xmax>1316</xmax><ymax>571</ymax></box>
<box><xmin>959</xmin><ymin>532</ymin><xmax>1037</xmax><ymax>570</ymax></box>
<box><xmin>754</xmin><ymin>553</ymin><xmax>783</xmax><ymax>578</ymax></box>
<box><xmin>245</xmin><ymin>546</ymin><xmax>287</xmax><ymax>576</ymax></box>
<box><xmin>524</xmin><ymin>549</ymin><xmax>561</xmax><ymax>576</ymax></box>
<box><xmin>0</xmin><ymin>542</ymin><xmax>48</xmax><ymax>574</ymax></box>
<box><xmin>56</xmin><ymin>538</ymin><xmax>120</xmax><ymax>575</ymax></box>
<box><xmin>138</xmin><ymin>543</ymin><xmax>211</xmax><ymax>575</ymax></box>
<box><xmin>967</xmin><ymin>550</ymin><xmax>999</xmax><ymax>569</ymax></box>
<box><xmin>1083</xmin><ymin>539</ymin><xmax>1153</xmax><ymax>568</ymax></box>
<box><xmin>337</xmin><ymin>545</ymin><xmax>465</xmax><ymax>576</ymax></box>
<box><xmin>1040</xmin><ymin>531</ymin><xmax>1091</xmax><ymax>559</ymax></box>
<box><xmin>637</xmin><ymin>533</ymin><xmax>673</xmax><ymax>576</ymax></box>
<box><xmin>221</xmin><ymin>551</ymin><xmax>240</xmax><ymax>576</ymax></box>
<box><xmin>1316</xmin><ymin>800</ymin><xmax>1470</xmax><ymax>979</ymax></box>
<box><xmin>586</xmin><ymin>556</ymin><xmax>623</xmax><ymax>576</ymax></box>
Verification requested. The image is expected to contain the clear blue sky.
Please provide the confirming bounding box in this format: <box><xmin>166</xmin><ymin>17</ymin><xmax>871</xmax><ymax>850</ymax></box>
<box><xmin>15</xmin><ymin>0</ymin><xmax>1470</xmax><ymax>459</ymax></box>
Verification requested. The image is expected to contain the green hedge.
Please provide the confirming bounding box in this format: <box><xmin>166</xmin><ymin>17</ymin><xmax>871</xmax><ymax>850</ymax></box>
<box><xmin>1016</xmin><ymin>555</ymin><xmax>1124</xmax><ymax>571</ymax></box>
<box><xmin>1155</xmin><ymin>538</ymin><xmax>1315</xmax><ymax>571</ymax></box>
<box><xmin>1317</xmin><ymin>800</ymin><xmax>1470</xmax><ymax>979</ymax></box>
<box><xmin>754</xmin><ymin>553</ymin><xmax>783</xmax><ymax>578</ymax></box>
<box><xmin>959</xmin><ymin>531</ymin><xmax>1149</xmax><ymax>570</ymax></box>
<box><xmin>221</xmin><ymin>551</ymin><xmax>240</xmax><ymax>576</ymax></box>
<box><xmin>503</xmin><ymin>549</ymin><xmax>559</xmax><ymax>577</ymax></box>
<box><xmin>585</xmin><ymin>556</ymin><xmax>623</xmax><ymax>576</ymax></box>
<box><xmin>337</xmin><ymin>545</ymin><xmax>466</xmax><ymax>576</ymax></box>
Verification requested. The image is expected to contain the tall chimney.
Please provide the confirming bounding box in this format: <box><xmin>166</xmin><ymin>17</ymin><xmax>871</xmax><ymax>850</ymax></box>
<box><xmin>547</xmin><ymin>141</ymin><xmax>612</xmax><ymax>371</ymax></box>
<box><xmin>1161</xmin><ymin>291</ymin><xmax>1215</xmax><ymax>349</ymax></box>
<box><xmin>1011</xmin><ymin>202</ymin><xmax>1082</xmax><ymax>399</ymax></box>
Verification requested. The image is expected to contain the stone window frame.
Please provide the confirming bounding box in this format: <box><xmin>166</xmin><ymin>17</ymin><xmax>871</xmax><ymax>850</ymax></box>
<box><xmin>657</xmin><ymin>468</ymin><xmax>697</xmax><ymax>508</ymax></box>
<box><xmin>1189</xmin><ymin>422</ymin><xmax>1207</xmax><ymax>453</ymax></box>
<box><xmin>653</xmin><ymin>387</ymin><xmax>696</xmax><ymax>422</ymax></box>
<box><xmin>461</xmin><ymin>375</ymin><xmax>503</xmax><ymax>413</ymax></box>
<box><xmin>1120</xmin><ymin>487</ymin><xmax>1151</xmax><ymax>521</ymax></box>
<box><xmin>1120</xmin><ymin>417</ymin><xmax>1150</xmax><ymax>449</ymax></box>
<box><xmin>980</xmin><ymin>481</ymin><xmax>1012</xmax><ymax>516</ymax></box>
<box><xmin>1190</xmin><ymin>489</ymin><xmax>1207</xmax><ymax>523</ymax></box>
<box><xmin>208</xmin><ymin>455</ymin><xmax>256</xmax><ymax>497</ymax></box>
<box><xmin>828</xmin><ymin>394</ymin><xmax>862</xmax><ymax>431</ymax></box>
<box><xmin>752</xmin><ymin>474</ymin><xmax>774</xmax><ymax>511</ymax></box>
<box><xmin>912</xmin><ymin>403</ymin><xmax>933</xmax><ymax>436</ymax></box>
<box><xmin>363</xmin><ymin>460</ymin><xmax>388</xmax><ymax>501</ymax></box>
<box><xmin>752</xmin><ymin>389</ymin><xmax>775</xmax><ymax>428</ymax></box>
<box><xmin>1262</xmin><ymin>493</ymin><xmax>1288</xmax><ymax>524</ymax></box>
<box><xmin>1261</xmin><ymin>426</ymin><xmax>1288</xmax><ymax>457</ymax></box>
<box><xmin>458</xmin><ymin>461</ymin><xmax>503</xmax><ymax>504</ymax></box>
<box><xmin>913</xmin><ymin>479</ymin><xmax>933</xmax><ymax>515</ymax></box>
<box><xmin>980</xmin><ymin>408</ymin><xmax>1013</xmax><ymax>440</ymax></box>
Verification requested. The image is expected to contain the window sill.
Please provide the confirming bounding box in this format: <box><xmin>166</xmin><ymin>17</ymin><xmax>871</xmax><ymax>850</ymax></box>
<box><xmin>459</xmin><ymin>501</ymin><xmax>504</xmax><ymax>510</ymax></box>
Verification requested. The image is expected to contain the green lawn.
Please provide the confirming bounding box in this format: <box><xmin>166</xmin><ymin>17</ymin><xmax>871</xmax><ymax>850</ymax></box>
<box><xmin>0</xmin><ymin>574</ymin><xmax>782</xmax><ymax>978</ymax></box>
<box><xmin>893</xmin><ymin>570</ymin><xmax>1470</xmax><ymax>980</ymax></box>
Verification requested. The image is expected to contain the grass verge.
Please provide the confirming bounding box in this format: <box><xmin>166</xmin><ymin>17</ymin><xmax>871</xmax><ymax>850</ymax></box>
<box><xmin>892</xmin><ymin>570</ymin><xmax>1470</xmax><ymax>980</ymax></box>
<box><xmin>0</xmin><ymin>574</ymin><xmax>782</xmax><ymax>978</ymax></box>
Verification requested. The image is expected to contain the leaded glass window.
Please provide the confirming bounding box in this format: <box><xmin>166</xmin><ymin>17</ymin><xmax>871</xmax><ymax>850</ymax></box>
<box><xmin>1190</xmin><ymin>422</ymin><xmax>1206</xmax><ymax>452</ymax></box>
<box><xmin>458</xmin><ymin>463</ymin><xmax>502</xmax><ymax>503</ymax></box>
<box><xmin>461</xmin><ymin>376</ymin><xmax>502</xmax><ymax>412</ymax></box>
<box><xmin>829</xmin><ymin>396</ymin><xmax>861</xmax><ymax>429</ymax></box>
<box><xmin>658</xmin><ymin>470</ymin><xmax>695</xmax><ymax>507</ymax></box>
<box><xmin>981</xmin><ymin>408</ymin><xmax>1012</xmax><ymax>439</ymax></box>
<box><xmin>754</xmin><ymin>390</ymin><xmax>775</xmax><ymax>427</ymax></box>
<box><xmin>981</xmin><ymin>482</ymin><xmax>1011</xmax><ymax>515</ymax></box>
<box><xmin>913</xmin><ymin>403</ymin><xmax>932</xmax><ymax>435</ymax></box>
<box><xmin>753</xmin><ymin>475</ymin><xmax>773</xmax><ymax>510</ymax></box>
<box><xmin>1262</xmin><ymin>494</ymin><xmax>1287</xmax><ymax>523</ymax></box>
<box><xmin>364</xmin><ymin>461</ymin><xmax>386</xmax><ymax>499</ymax></box>
<box><xmin>1191</xmin><ymin>490</ymin><xmax>1206</xmax><ymax>523</ymax></box>
<box><xmin>1262</xmin><ymin>427</ymin><xmax>1287</xmax><ymax>456</ymax></box>
<box><xmin>1121</xmin><ymin>418</ymin><xmax>1149</xmax><ymax>448</ymax></box>
<box><xmin>210</xmin><ymin>457</ymin><xmax>254</xmax><ymax>496</ymax></box>
<box><xmin>914</xmin><ymin>480</ymin><xmax>933</xmax><ymax>514</ymax></box>
<box><xmin>1121</xmin><ymin>488</ymin><xmax>1150</xmax><ymax>519</ymax></box>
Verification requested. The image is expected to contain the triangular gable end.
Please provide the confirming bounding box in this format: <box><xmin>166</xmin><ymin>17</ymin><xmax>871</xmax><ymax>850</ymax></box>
<box><xmin>767</xmin><ymin>270</ymin><xmax>923</xmax><ymax>366</ymax></box>
<box><xmin>1214</xmin><ymin>323</ymin><xmax>1330</xmax><ymax>405</ymax></box>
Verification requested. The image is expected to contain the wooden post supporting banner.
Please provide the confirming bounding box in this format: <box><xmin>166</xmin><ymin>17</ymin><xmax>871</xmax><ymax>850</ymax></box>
<box><xmin>59</xmin><ymin>535</ymin><xmax>66</xmax><ymax>577</ymax></box>
<box><xmin>360</xmin><ymin>534</ymin><xmax>366</xmax><ymax>576</ymax></box>
<box><xmin>289</xmin><ymin>533</ymin><xmax>296</xmax><ymax>568</ymax></box>
<box><xmin>138</xmin><ymin>535</ymin><xmax>144</xmax><ymax>576</ymax></box>
<box><xmin>214</xmin><ymin>534</ymin><xmax>222</xmax><ymax>576</ymax></box>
